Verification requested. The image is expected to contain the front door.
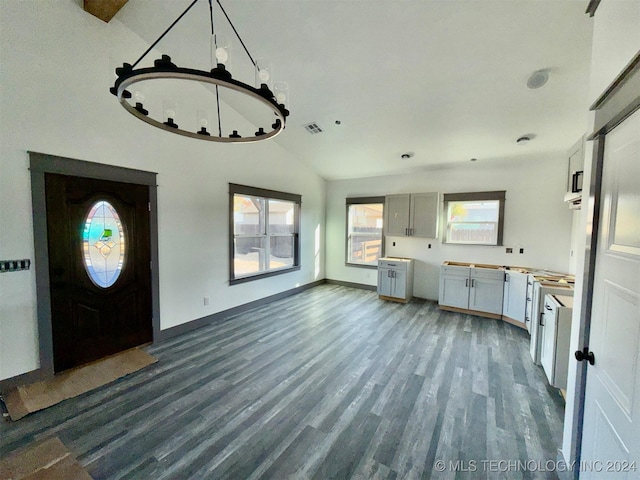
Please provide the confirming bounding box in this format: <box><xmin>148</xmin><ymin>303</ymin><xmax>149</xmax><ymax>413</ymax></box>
<box><xmin>45</xmin><ymin>173</ymin><xmax>153</xmax><ymax>372</ymax></box>
<box><xmin>580</xmin><ymin>108</ymin><xmax>640</xmax><ymax>477</ymax></box>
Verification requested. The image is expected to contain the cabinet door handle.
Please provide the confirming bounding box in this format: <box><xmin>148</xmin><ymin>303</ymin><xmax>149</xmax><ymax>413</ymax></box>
<box><xmin>465</xmin><ymin>278</ymin><xmax>469</xmax><ymax>287</ymax></box>
<box><xmin>471</xmin><ymin>279</ymin><xmax>475</xmax><ymax>288</ymax></box>
<box><xmin>545</xmin><ymin>305</ymin><xmax>553</xmax><ymax>311</ymax></box>
<box><xmin>405</xmin><ymin>228</ymin><xmax>408</xmax><ymax>236</ymax></box>
<box><xmin>410</xmin><ymin>228</ymin><xmax>414</xmax><ymax>236</ymax></box>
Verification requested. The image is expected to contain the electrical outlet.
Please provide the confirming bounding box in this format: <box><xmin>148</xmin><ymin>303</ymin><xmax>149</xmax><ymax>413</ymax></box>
<box><xmin>203</xmin><ymin>297</ymin><xmax>210</xmax><ymax>306</ymax></box>
<box><xmin>428</xmin><ymin>244</ymin><xmax>431</xmax><ymax>249</ymax></box>
<box><xmin>392</xmin><ymin>241</ymin><xmax>396</xmax><ymax>246</ymax></box>
<box><xmin>519</xmin><ymin>248</ymin><xmax>524</xmax><ymax>254</ymax></box>
<box><xmin>506</xmin><ymin>247</ymin><xmax>513</xmax><ymax>254</ymax></box>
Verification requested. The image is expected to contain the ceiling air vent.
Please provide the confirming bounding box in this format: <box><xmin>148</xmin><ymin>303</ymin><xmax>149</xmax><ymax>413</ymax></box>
<box><xmin>303</xmin><ymin>123</ymin><xmax>323</xmax><ymax>134</ymax></box>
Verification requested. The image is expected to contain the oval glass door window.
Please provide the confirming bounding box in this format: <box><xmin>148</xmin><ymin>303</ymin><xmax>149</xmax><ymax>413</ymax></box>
<box><xmin>82</xmin><ymin>200</ymin><xmax>126</xmax><ymax>288</ymax></box>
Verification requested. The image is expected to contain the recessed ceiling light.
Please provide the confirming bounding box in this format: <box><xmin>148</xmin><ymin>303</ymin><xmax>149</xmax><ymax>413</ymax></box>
<box><xmin>527</xmin><ymin>69</ymin><xmax>550</xmax><ymax>89</ymax></box>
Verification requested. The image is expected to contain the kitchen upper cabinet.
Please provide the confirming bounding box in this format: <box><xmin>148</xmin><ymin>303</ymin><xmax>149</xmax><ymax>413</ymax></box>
<box><xmin>439</xmin><ymin>263</ymin><xmax>504</xmax><ymax>317</ymax></box>
<box><xmin>384</xmin><ymin>193</ymin><xmax>438</xmax><ymax>238</ymax></box>
<box><xmin>564</xmin><ymin>135</ymin><xmax>585</xmax><ymax>209</ymax></box>
<box><xmin>502</xmin><ymin>270</ymin><xmax>528</xmax><ymax>325</ymax></box>
<box><xmin>378</xmin><ymin>257</ymin><xmax>414</xmax><ymax>303</ymax></box>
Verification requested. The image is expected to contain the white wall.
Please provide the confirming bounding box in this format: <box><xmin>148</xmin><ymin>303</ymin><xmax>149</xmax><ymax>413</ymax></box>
<box><xmin>561</xmin><ymin>0</ymin><xmax>640</xmax><ymax>465</ymax></box>
<box><xmin>326</xmin><ymin>154</ymin><xmax>574</xmax><ymax>300</ymax></box>
<box><xmin>0</xmin><ymin>1</ymin><xmax>326</xmax><ymax>380</ymax></box>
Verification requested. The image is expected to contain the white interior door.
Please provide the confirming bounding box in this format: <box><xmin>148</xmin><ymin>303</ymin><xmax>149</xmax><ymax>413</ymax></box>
<box><xmin>580</xmin><ymin>108</ymin><xmax>640</xmax><ymax>478</ymax></box>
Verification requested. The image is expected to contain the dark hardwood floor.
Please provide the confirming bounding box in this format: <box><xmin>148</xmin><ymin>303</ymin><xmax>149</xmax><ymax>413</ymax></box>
<box><xmin>0</xmin><ymin>285</ymin><xmax>565</xmax><ymax>479</ymax></box>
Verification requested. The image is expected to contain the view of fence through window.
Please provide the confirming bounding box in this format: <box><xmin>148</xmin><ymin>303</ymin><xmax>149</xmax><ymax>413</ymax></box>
<box><xmin>347</xmin><ymin>202</ymin><xmax>383</xmax><ymax>265</ymax></box>
<box><xmin>233</xmin><ymin>194</ymin><xmax>296</xmax><ymax>276</ymax></box>
<box><xmin>446</xmin><ymin>200</ymin><xmax>500</xmax><ymax>245</ymax></box>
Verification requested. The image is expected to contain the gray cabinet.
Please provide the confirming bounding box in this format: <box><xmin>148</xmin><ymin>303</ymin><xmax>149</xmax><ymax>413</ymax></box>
<box><xmin>439</xmin><ymin>264</ymin><xmax>469</xmax><ymax>309</ymax></box>
<box><xmin>384</xmin><ymin>193</ymin><xmax>438</xmax><ymax>238</ymax></box>
<box><xmin>439</xmin><ymin>263</ymin><xmax>504</xmax><ymax>317</ymax></box>
<box><xmin>502</xmin><ymin>270</ymin><xmax>528</xmax><ymax>325</ymax></box>
<box><xmin>378</xmin><ymin>257</ymin><xmax>414</xmax><ymax>303</ymax></box>
<box><xmin>540</xmin><ymin>294</ymin><xmax>573</xmax><ymax>389</ymax></box>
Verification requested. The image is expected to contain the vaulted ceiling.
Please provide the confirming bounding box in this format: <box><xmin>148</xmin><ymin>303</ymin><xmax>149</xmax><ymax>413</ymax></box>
<box><xmin>113</xmin><ymin>0</ymin><xmax>594</xmax><ymax>180</ymax></box>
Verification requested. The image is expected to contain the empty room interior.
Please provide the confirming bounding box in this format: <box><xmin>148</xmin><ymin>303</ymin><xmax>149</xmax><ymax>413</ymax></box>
<box><xmin>0</xmin><ymin>1</ymin><xmax>639</xmax><ymax>479</ymax></box>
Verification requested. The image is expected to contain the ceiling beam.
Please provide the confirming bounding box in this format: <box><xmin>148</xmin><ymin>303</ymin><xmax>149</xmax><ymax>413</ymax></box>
<box><xmin>84</xmin><ymin>0</ymin><xmax>129</xmax><ymax>23</ymax></box>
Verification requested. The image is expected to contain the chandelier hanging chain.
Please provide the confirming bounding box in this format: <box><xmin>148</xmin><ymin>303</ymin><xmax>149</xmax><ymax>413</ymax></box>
<box><xmin>208</xmin><ymin>0</ymin><xmax>223</xmax><ymax>137</ymax></box>
<box><xmin>131</xmin><ymin>0</ymin><xmax>200</xmax><ymax>69</ymax></box>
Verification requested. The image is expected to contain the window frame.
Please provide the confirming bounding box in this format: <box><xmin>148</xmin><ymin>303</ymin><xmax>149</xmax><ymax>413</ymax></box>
<box><xmin>345</xmin><ymin>196</ymin><xmax>385</xmax><ymax>269</ymax></box>
<box><xmin>229</xmin><ymin>183</ymin><xmax>301</xmax><ymax>284</ymax></box>
<box><xmin>442</xmin><ymin>191</ymin><xmax>505</xmax><ymax>246</ymax></box>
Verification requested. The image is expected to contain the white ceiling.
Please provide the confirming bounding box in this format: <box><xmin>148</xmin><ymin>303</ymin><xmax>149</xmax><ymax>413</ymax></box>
<box><xmin>114</xmin><ymin>0</ymin><xmax>594</xmax><ymax>180</ymax></box>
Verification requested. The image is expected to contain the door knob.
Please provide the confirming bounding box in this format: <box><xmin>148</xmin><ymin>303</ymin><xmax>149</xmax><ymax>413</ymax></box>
<box><xmin>575</xmin><ymin>348</ymin><xmax>595</xmax><ymax>365</ymax></box>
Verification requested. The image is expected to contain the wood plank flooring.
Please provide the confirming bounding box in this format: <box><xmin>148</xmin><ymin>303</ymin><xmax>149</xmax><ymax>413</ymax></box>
<box><xmin>0</xmin><ymin>285</ymin><xmax>565</xmax><ymax>479</ymax></box>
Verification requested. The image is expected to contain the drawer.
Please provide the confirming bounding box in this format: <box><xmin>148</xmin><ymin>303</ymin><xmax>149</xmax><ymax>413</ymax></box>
<box><xmin>379</xmin><ymin>259</ymin><xmax>409</xmax><ymax>270</ymax></box>
<box><xmin>441</xmin><ymin>265</ymin><xmax>469</xmax><ymax>277</ymax></box>
<box><xmin>471</xmin><ymin>267</ymin><xmax>505</xmax><ymax>281</ymax></box>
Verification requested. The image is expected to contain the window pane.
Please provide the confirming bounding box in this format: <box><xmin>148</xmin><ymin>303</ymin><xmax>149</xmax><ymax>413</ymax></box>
<box><xmin>234</xmin><ymin>195</ymin><xmax>265</xmax><ymax>235</ymax></box>
<box><xmin>448</xmin><ymin>223</ymin><xmax>498</xmax><ymax>244</ymax></box>
<box><xmin>446</xmin><ymin>199</ymin><xmax>501</xmax><ymax>245</ymax></box>
<box><xmin>82</xmin><ymin>200</ymin><xmax>126</xmax><ymax>288</ymax></box>
<box><xmin>347</xmin><ymin>203</ymin><xmax>383</xmax><ymax>265</ymax></box>
<box><xmin>234</xmin><ymin>237</ymin><xmax>267</xmax><ymax>275</ymax></box>
<box><xmin>269</xmin><ymin>199</ymin><xmax>295</xmax><ymax>234</ymax></box>
<box><xmin>448</xmin><ymin>200</ymin><xmax>499</xmax><ymax>223</ymax></box>
<box><xmin>270</xmin><ymin>236</ymin><xmax>294</xmax><ymax>269</ymax></box>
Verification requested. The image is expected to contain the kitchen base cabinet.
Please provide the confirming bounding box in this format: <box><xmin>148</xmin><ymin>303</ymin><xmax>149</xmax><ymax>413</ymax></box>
<box><xmin>438</xmin><ymin>263</ymin><xmax>504</xmax><ymax>319</ymax></box>
<box><xmin>378</xmin><ymin>257</ymin><xmax>414</xmax><ymax>303</ymax></box>
<box><xmin>502</xmin><ymin>269</ymin><xmax>528</xmax><ymax>328</ymax></box>
<box><xmin>540</xmin><ymin>294</ymin><xmax>573</xmax><ymax>389</ymax></box>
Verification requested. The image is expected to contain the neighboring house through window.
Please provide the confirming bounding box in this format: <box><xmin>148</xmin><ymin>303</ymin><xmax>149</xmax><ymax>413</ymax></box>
<box><xmin>346</xmin><ymin>197</ymin><xmax>384</xmax><ymax>267</ymax></box>
<box><xmin>230</xmin><ymin>184</ymin><xmax>300</xmax><ymax>284</ymax></box>
<box><xmin>443</xmin><ymin>191</ymin><xmax>505</xmax><ymax>245</ymax></box>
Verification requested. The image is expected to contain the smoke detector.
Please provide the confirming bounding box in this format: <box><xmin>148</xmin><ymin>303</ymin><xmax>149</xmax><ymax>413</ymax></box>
<box><xmin>527</xmin><ymin>69</ymin><xmax>550</xmax><ymax>89</ymax></box>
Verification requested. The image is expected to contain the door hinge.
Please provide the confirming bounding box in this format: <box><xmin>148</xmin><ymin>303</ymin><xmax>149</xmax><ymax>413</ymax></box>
<box><xmin>150</xmin><ymin>261</ymin><xmax>153</xmax><ymax>270</ymax></box>
<box><xmin>148</xmin><ymin>202</ymin><xmax>151</xmax><ymax>212</ymax></box>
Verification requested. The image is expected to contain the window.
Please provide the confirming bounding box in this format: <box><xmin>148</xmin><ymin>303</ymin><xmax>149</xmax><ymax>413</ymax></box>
<box><xmin>346</xmin><ymin>197</ymin><xmax>384</xmax><ymax>266</ymax></box>
<box><xmin>230</xmin><ymin>184</ymin><xmax>300</xmax><ymax>284</ymax></box>
<box><xmin>443</xmin><ymin>191</ymin><xmax>505</xmax><ymax>245</ymax></box>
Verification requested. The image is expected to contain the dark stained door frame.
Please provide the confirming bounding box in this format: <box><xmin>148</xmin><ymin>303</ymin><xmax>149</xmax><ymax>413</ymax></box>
<box><xmin>24</xmin><ymin>152</ymin><xmax>160</xmax><ymax>384</ymax></box>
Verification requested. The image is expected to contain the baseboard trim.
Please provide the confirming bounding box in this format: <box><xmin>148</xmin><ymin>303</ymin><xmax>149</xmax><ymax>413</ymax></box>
<box><xmin>155</xmin><ymin>279</ymin><xmax>326</xmax><ymax>342</ymax></box>
<box><xmin>1</xmin><ymin>279</ymin><xmax>325</xmax><ymax>392</ymax></box>
<box><xmin>325</xmin><ymin>279</ymin><xmax>377</xmax><ymax>291</ymax></box>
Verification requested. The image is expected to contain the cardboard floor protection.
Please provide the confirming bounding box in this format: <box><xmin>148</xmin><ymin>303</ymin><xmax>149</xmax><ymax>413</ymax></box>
<box><xmin>3</xmin><ymin>348</ymin><xmax>157</xmax><ymax>421</ymax></box>
<box><xmin>0</xmin><ymin>436</ymin><xmax>93</xmax><ymax>480</ymax></box>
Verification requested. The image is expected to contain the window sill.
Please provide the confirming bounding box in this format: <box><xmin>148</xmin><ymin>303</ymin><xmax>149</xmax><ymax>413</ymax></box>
<box><xmin>230</xmin><ymin>265</ymin><xmax>301</xmax><ymax>285</ymax></box>
<box><xmin>345</xmin><ymin>262</ymin><xmax>378</xmax><ymax>269</ymax></box>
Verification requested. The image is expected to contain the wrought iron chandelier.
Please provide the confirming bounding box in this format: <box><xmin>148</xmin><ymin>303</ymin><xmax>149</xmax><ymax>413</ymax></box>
<box><xmin>110</xmin><ymin>0</ymin><xmax>289</xmax><ymax>143</ymax></box>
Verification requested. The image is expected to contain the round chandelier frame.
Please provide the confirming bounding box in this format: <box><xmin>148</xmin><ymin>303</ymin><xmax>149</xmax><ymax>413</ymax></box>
<box><xmin>110</xmin><ymin>0</ymin><xmax>289</xmax><ymax>143</ymax></box>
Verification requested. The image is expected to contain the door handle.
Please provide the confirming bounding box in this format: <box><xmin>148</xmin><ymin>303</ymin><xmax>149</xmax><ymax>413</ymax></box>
<box><xmin>575</xmin><ymin>348</ymin><xmax>595</xmax><ymax>365</ymax></box>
